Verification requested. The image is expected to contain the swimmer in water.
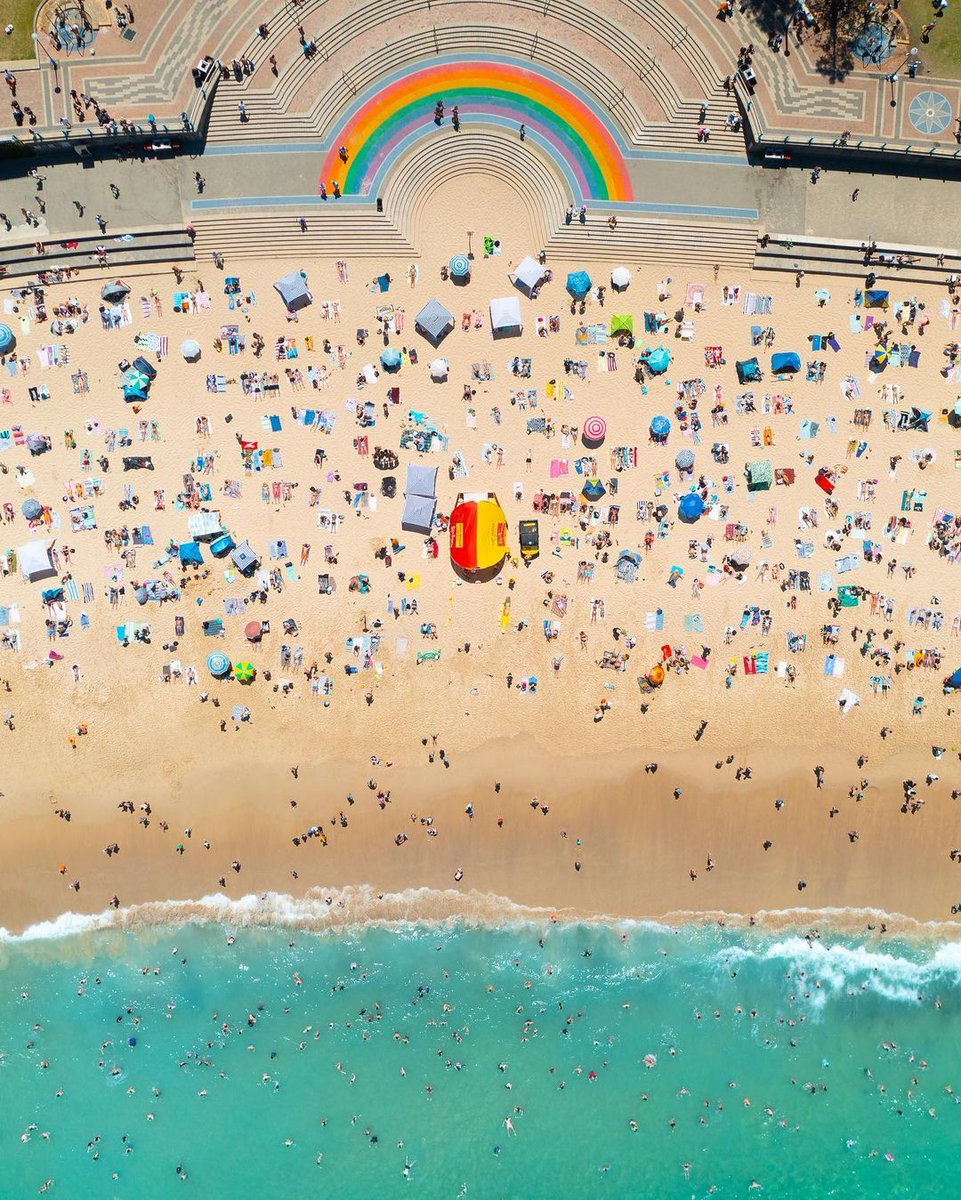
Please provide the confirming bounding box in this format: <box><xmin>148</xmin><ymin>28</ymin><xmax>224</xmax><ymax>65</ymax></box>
<box><xmin>505</xmin><ymin>1116</ymin><xmax>515</xmax><ymax>1135</ymax></box>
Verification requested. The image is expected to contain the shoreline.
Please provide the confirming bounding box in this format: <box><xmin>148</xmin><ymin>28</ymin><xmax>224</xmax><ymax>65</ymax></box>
<box><xmin>4</xmin><ymin>884</ymin><xmax>961</xmax><ymax>948</ymax></box>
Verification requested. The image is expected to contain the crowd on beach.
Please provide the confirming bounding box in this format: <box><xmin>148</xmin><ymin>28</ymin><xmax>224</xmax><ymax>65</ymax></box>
<box><xmin>1</xmin><ymin>220</ymin><xmax>961</xmax><ymax>920</ymax></box>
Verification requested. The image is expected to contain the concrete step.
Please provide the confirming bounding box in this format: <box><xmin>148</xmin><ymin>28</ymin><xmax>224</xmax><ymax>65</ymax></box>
<box><xmin>546</xmin><ymin>218</ymin><xmax>757</xmax><ymax>267</ymax></box>
<box><xmin>0</xmin><ymin>229</ymin><xmax>194</xmax><ymax>280</ymax></box>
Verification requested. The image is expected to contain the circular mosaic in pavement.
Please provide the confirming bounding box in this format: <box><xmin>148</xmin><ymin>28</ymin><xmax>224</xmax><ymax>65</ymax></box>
<box><xmin>908</xmin><ymin>90</ymin><xmax>953</xmax><ymax>136</ymax></box>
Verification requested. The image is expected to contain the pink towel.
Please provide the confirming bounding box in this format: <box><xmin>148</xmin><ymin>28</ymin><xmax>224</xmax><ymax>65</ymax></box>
<box><xmin>550</xmin><ymin>459</ymin><xmax>568</xmax><ymax>478</ymax></box>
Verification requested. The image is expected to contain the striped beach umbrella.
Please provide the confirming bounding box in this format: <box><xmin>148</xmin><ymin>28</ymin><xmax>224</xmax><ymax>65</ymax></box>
<box><xmin>233</xmin><ymin>661</ymin><xmax>256</xmax><ymax>684</ymax></box>
<box><xmin>582</xmin><ymin>415</ymin><xmax>607</xmax><ymax>449</ymax></box>
<box><xmin>207</xmin><ymin>651</ymin><xmax>231</xmax><ymax>677</ymax></box>
<box><xmin>449</xmin><ymin>253</ymin><xmax>471</xmax><ymax>277</ymax></box>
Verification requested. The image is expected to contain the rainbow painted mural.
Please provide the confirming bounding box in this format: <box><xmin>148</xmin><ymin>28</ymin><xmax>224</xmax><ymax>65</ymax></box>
<box><xmin>319</xmin><ymin>57</ymin><xmax>633</xmax><ymax>202</ymax></box>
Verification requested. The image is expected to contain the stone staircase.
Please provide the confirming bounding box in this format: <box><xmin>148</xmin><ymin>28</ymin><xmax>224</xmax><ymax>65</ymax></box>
<box><xmin>0</xmin><ymin>227</ymin><xmax>195</xmax><ymax>281</ymax></box>
<box><xmin>545</xmin><ymin>215</ymin><xmax>758</xmax><ymax>269</ymax></box>
<box><xmin>190</xmin><ymin>208</ymin><xmax>416</xmax><ymax>263</ymax></box>
<box><xmin>203</xmin><ymin>2</ymin><xmax>745</xmax><ymax>161</ymax></box>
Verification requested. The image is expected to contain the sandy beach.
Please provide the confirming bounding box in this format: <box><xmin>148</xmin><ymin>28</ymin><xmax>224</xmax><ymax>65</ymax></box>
<box><xmin>2</xmin><ymin>174</ymin><xmax>961</xmax><ymax>935</ymax></box>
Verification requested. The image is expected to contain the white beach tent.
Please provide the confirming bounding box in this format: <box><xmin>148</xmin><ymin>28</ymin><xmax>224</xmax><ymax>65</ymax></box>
<box><xmin>18</xmin><ymin>539</ymin><xmax>57</xmax><ymax>583</ymax></box>
<box><xmin>510</xmin><ymin>256</ymin><xmax>547</xmax><ymax>296</ymax></box>
<box><xmin>490</xmin><ymin>295</ymin><xmax>523</xmax><ymax>338</ymax></box>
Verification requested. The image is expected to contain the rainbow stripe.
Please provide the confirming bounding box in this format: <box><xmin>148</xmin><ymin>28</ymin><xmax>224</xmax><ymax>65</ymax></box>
<box><xmin>320</xmin><ymin>58</ymin><xmax>633</xmax><ymax>202</ymax></box>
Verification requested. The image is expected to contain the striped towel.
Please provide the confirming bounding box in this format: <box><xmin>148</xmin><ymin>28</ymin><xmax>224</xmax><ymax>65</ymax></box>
<box><xmin>140</xmin><ymin>297</ymin><xmax>152</xmax><ymax>319</ymax></box>
<box><xmin>66</xmin><ymin>578</ymin><xmax>80</xmax><ymax>601</ymax></box>
<box><xmin>82</xmin><ymin>581</ymin><xmax>94</xmax><ymax>603</ymax></box>
<box><xmin>756</xmin><ymin>653</ymin><xmax>769</xmax><ymax>674</ymax></box>
<box><xmin>158</xmin><ymin>336</ymin><xmax>168</xmax><ymax>358</ymax></box>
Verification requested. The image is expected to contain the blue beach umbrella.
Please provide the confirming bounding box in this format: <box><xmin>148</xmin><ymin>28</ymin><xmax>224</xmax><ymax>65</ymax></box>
<box><xmin>582</xmin><ymin>477</ymin><xmax>607</xmax><ymax>502</ymax></box>
<box><xmin>645</xmin><ymin>346</ymin><xmax>671</xmax><ymax>375</ymax></box>
<box><xmin>449</xmin><ymin>253</ymin><xmax>471</xmax><ymax>277</ymax></box>
<box><xmin>566</xmin><ymin>270</ymin><xmax>592</xmax><ymax>298</ymax></box>
<box><xmin>650</xmin><ymin>415</ymin><xmax>671</xmax><ymax>442</ymax></box>
<box><xmin>678</xmin><ymin>493</ymin><xmax>706</xmax><ymax>523</ymax></box>
<box><xmin>380</xmin><ymin>347</ymin><xmax>402</xmax><ymax>371</ymax></box>
<box><xmin>0</xmin><ymin>324</ymin><xmax>15</xmax><ymax>354</ymax></box>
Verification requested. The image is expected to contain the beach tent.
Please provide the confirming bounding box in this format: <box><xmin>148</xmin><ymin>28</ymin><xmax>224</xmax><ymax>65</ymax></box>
<box><xmin>582</xmin><ymin>477</ymin><xmax>607</xmax><ymax>502</ymax></box>
<box><xmin>231</xmin><ymin>540</ymin><xmax>260</xmax><ymax>575</ymax></box>
<box><xmin>610</xmin><ymin>314</ymin><xmax>634</xmax><ymax>338</ymax></box>
<box><xmin>449</xmin><ymin>492</ymin><xmax>509</xmax><ymax>578</ymax></box>
<box><xmin>566</xmin><ymin>270</ymin><xmax>592</xmax><ymax>298</ymax></box>
<box><xmin>101</xmin><ymin>280</ymin><xmax>130</xmax><ymax>303</ymax></box>
<box><xmin>745</xmin><ymin>459</ymin><xmax>773</xmax><ymax>492</ymax></box>
<box><xmin>187</xmin><ymin>510</ymin><xmax>223</xmax><ymax>540</ymax></box>
<box><xmin>611</xmin><ymin>266</ymin><xmax>632</xmax><ymax>291</ymax></box>
<box><xmin>401</xmin><ymin>464</ymin><xmax>438</xmax><ymax>534</ymax></box>
<box><xmin>0</xmin><ymin>323</ymin><xmax>15</xmax><ymax>354</ymax></box>
<box><xmin>678</xmin><ymin>492</ymin><xmax>706</xmax><ymax>522</ymax></box>
<box><xmin>865</xmin><ymin>289</ymin><xmax>889</xmax><ymax>310</ymax></box>
<box><xmin>414</xmin><ymin>299</ymin><xmax>455</xmax><ymax>345</ymax></box>
<box><xmin>17</xmin><ymin>539</ymin><xmax>57</xmax><ymax>583</ymax></box>
<box><xmin>179</xmin><ymin>541</ymin><xmax>204</xmax><ymax>567</ymax></box>
<box><xmin>273</xmin><ymin>270</ymin><xmax>313</xmax><ymax>312</ymax></box>
<box><xmin>736</xmin><ymin>357</ymin><xmax>763</xmax><ymax>383</ymax></box>
<box><xmin>510</xmin><ymin>256</ymin><xmax>547</xmax><ymax>296</ymax></box>
<box><xmin>490</xmin><ymin>296</ymin><xmax>523</xmax><ymax>337</ymax></box>
<box><xmin>771</xmin><ymin>351</ymin><xmax>801</xmax><ymax>374</ymax></box>
<box><xmin>643</xmin><ymin>345</ymin><xmax>671</xmax><ymax>374</ymax></box>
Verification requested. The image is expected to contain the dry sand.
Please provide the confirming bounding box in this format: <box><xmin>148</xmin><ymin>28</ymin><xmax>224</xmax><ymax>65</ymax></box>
<box><xmin>1</xmin><ymin>173</ymin><xmax>960</xmax><ymax>935</ymax></box>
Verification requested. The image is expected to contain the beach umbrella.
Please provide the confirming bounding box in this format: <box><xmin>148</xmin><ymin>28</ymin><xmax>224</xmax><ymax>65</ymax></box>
<box><xmin>650</xmin><ymin>415</ymin><xmax>671</xmax><ymax>442</ymax></box>
<box><xmin>582</xmin><ymin>415</ymin><xmax>607</xmax><ymax>449</ymax></box>
<box><xmin>244</xmin><ymin>620</ymin><xmax>263</xmax><ymax>643</ymax></box>
<box><xmin>380</xmin><ymin>347</ymin><xmax>402</xmax><ymax>371</ymax></box>
<box><xmin>101</xmin><ymin>280</ymin><xmax>130</xmax><ymax>302</ymax></box>
<box><xmin>566</xmin><ymin>270</ymin><xmax>592</xmax><ymax>298</ymax></box>
<box><xmin>678</xmin><ymin>493</ymin><xmax>706</xmax><ymax>523</ymax></box>
<box><xmin>611</xmin><ymin>266</ymin><xmax>632</xmax><ymax>291</ymax></box>
<box><xmin>181</xmin><ymin>338</ymin><xmax>202</xmax><ymax>361</ymax></box>
<box><xmin>429</xmin><ymin>358</ymin><xmax>449</xmax><ymax>380</ymax></box>
<box><xmin>582</xmin><ymin>477</ymin><xmax>607</xmax><ymax>502</ymax></box>
<box><xmin>0</xmin><ymin>323</ymin><xmax>15</xmax><ymax>354</ymax></box>
<box><xmin>645</xmin><ymin>345</ymin><xmax>671</xmax><ymax>375</ymax></box>
<box><xmin>233</xmin><ymin>661</ymin><xmax>256</xmax><ymax>684</ymax></box>
<box><xmin>21</xmin><ymin>498</ymin><xmax>43</xmax><ymax>520</ymax></box>
<box><xmin>675</xmin><ymin>448</ymin><xmax>695</xmax><ymax>472</ymax></box>
<box><xmin>449</xmin><ymin>253</ymin><xmax>471</xmax><ymax>278</ymax></box>
<box><xmin>207</xmin><ymin>651</ymin><xmax>231</xmax><ymax>677</ymax></box>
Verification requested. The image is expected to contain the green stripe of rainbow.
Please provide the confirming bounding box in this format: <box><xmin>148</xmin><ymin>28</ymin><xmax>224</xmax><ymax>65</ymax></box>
<box><xmin>320</xmin><ymin>60</ymin><xmax>633</xmax><ymax>202</ymax></box>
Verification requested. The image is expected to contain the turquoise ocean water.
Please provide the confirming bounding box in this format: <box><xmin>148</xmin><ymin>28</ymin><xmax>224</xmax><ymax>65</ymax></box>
<box><xmin>2</xmin><ymin>903</ymin><xmax>960</xmax><ymax>1198</ymax></box>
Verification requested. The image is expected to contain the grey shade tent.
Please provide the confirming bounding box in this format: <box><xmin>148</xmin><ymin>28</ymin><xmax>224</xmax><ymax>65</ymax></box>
<box><xmin>101</xmin><ymin>280</ymin><xmax>130</xmax><ymax>303</ymax></box>
<box><xmin>273</xmin><ymin>271</ymin><xmax>313</xmax><ymax>312</ymax></box>
<box><xmin>17</xmin><ymin>539</ymin><xmax>57</xmax><ymax>583</ymax></box>
<box><xmin>231</xmin><ymin>540</ymin><xmax>261</xmax><ymax>575</ymax></box>
<box><xmin>510</xmin><ymin>256</ymin><xmax>547</xmax><ymax>296</ymax></box>
<box><xmin>414</xmin><ymin>299</ymin><xmax>455</xmax><ymax>346</ymax></box>
<box><xmin>401</xmin><ymin>464</ymin><xmax>438</xmax><ymax>534</ymax></box>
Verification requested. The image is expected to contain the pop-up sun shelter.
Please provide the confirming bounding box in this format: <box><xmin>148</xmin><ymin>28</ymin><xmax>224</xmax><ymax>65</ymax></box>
<box><xmin>273</xmin><ymin>271</ymin><xmax>313</xmax><ymax>312</ymax></box>
<box><xmin>771</xmin><ymin>351</ymin><xmax>801</xmax><ymax>374</ymax></box>
<box><xmin>865</xmin><ymin>289</ymin><xmax>889</xmax><ymax>310</ymax></box>
<box><xmin>401</xmin><ymin>464</ymin><xmax>438</xmax><ymax>534</ymax></box>
<box><xmin>610</xmin><ymin>314</ymin><xmax>634</xmax><ymax>338</ymax></box>
<box><xmin>414</xmin><ymin>299</ymin><xmax>455</xmax><ymax>346</ymax></box>
<box><xmin>490</xmin><ymin>296</ymin><xmax>523</xmax><ymax>338</ymax></box>
<box><xmin>745</xmin><ymin>459</ymin><xmax>773</xmax><ymax>491</ymax></box>
<box><xmin>17</xmin><ymin>539</ymin><xmax>57</xmax><ymax>583</ymax></box>
<box><xmin>231</xmin><ymin>540</ymin><xmax>260</xmax><ymax>575</ymax></box>
<box><xmin>179</xmin><ymin>541</ymin><xmax>204</xmax><ymax>567</ymax></box>
<box><xmin>449</xmin><ymin>492</ymin><xmax>509</xmax><ymax>580</ymax></box>
<box><xmin>643</xmin><ymin>345</ymin><xmax>671</xmax><ymax>375</ymax></box>
<box><xmin>510</xmin><ymin>256</ymin><xmax>547</xmax><ymax>296</ymax></box>
<box><xmin>736</xmin><ymin>357</ymin><xmax>763</xmax><ymax>384</ymax></box>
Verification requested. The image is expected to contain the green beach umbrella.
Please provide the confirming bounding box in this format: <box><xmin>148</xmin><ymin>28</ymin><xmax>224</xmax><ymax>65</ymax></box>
<box><xmin>233</xmin><ymin>661</ymin><xmax>256</xmax><ymax>684</ymax></box>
